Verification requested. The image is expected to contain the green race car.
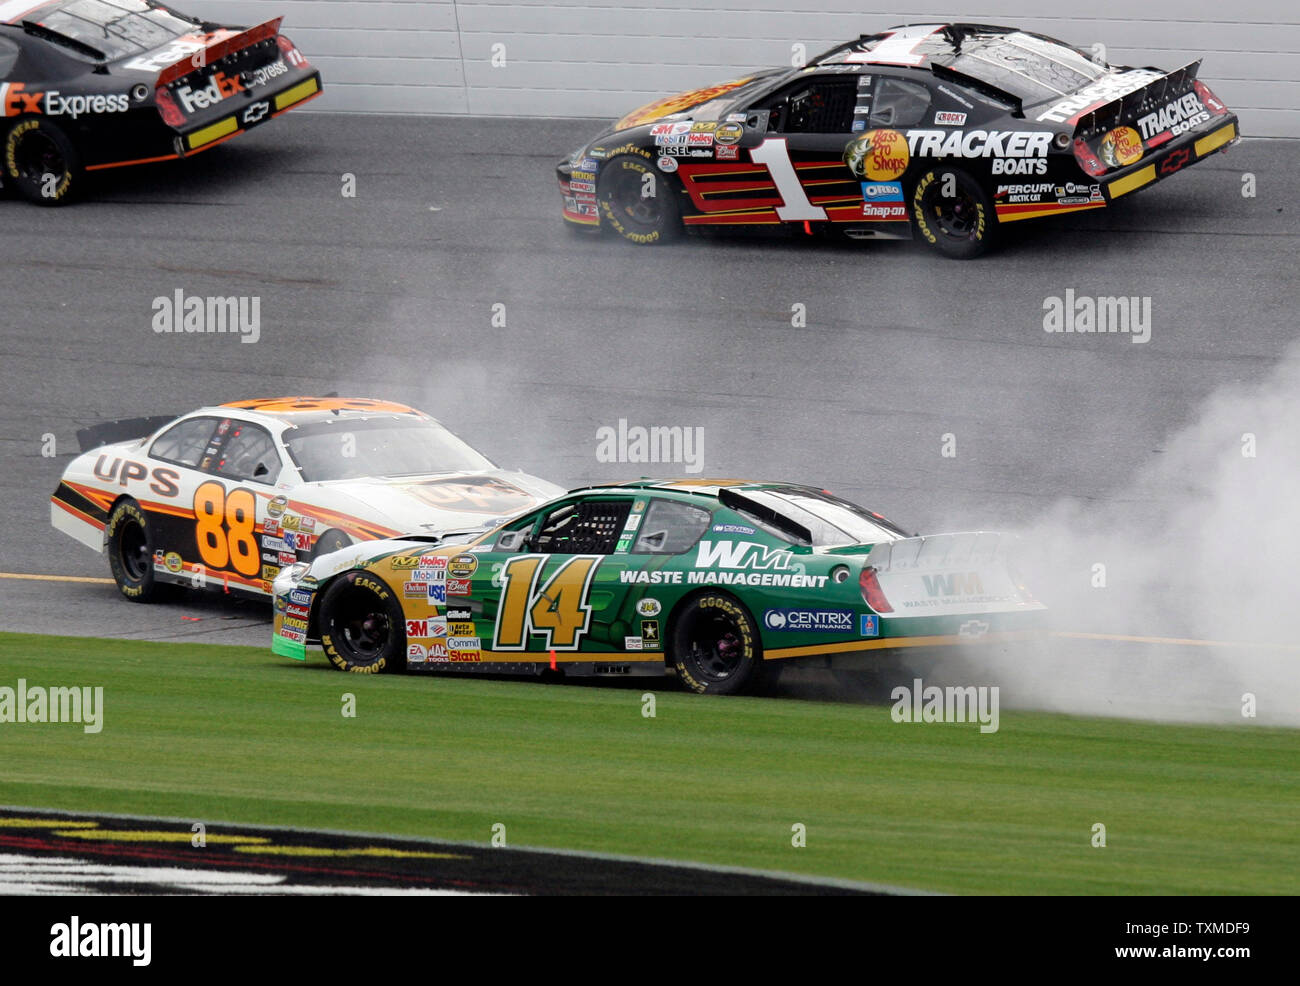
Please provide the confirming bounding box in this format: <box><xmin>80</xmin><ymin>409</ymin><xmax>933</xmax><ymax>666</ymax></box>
<box><xmin>271</xmin><ymin>480</ymin><xmax>1045</xmax><ymax>694</ymax></box>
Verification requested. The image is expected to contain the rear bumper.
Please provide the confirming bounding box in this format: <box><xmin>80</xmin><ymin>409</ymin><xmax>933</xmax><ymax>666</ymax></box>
<box><xmin>175</xmin><ymin>70</ymin><xmax>323</xmax><ymax>155</ymax></box>
<box><xmin>1103</xmin><ymin>116</ymin><xmax>1239</xmax><ymax>201</ymax></box>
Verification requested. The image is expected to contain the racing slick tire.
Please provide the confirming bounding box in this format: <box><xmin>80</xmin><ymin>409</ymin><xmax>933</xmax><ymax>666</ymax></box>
<box><xmin>910</xmin><ymin>166</ymin><xmax>997</xmax><ymax>260</ymax></box>
<box><xmin>105</xmin><ymin>499</ymin><xmax>166</xmax><ymax>603</ymax></box>
<box><xmin>670</xmin><ymin>592</ymin><xmax>766</xmax><ymax>695</ymax></box>
<box><xmin>4</xmin><ymin>117</ymin><xmax>83</xmax><ymax>206</ymax></box>
<box><xmin>310</xmin><ymin>528</ymin><xmax>351</xmax><ymax>560</ymax></box>
<box><xmin>318</xmin><ymin>571</ymin><xmax>407</xmax><ymax>674</ymax></box>
<box><xmin>596</xmin><ymin>153</ymin><xmax>682</xmax><ymax>245</ymax></box>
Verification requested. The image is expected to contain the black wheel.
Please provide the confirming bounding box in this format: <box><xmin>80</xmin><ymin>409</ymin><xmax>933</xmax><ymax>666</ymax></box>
<box><xmin>4</xmin><ymin>117</ymin><xmax>83</xmax><ymax>205</ymax></box>
<box><xmin>310</xmin><ymin>528</ymin><xmax>351</xmax><ymax>560</ymax></box>
<box><xmin>318</xmin><ymin>571</ymin><xmax>406</xmax><ymax>674</ymax></box>
<box><xmin>670</xmin><ymin>593</ymin><xmax>765</xmax><ymax>695</ymax></box>
<box><xmin>597</xmin><ymin>153</ymin><xmax>681</xmax><ymax>244</ymax></box>
<box><xmin>910</xmin><ymin>167</ymin><xmax>997</xmax><ymax>259</ymax></box>
<box><xmin>105</xmin><ymin>500</ymin><xmax>164</xmax><ymax>602</ymax></box>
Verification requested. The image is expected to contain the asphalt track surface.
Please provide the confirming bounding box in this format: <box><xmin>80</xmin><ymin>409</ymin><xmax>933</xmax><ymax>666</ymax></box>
<box><xmin>0</xmin><ymin>806</ymin><xmax>882</xmax><ymax>894</ymax></box>
<box><xmin>0</xmin><ymin>114</ymin><xmax>1296</xmax><ymax>662</ymax></box>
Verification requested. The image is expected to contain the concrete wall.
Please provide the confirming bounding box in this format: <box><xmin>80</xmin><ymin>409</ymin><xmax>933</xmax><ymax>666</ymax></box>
<box><xmin>182</xmin><ymin>1</ymin><xmax>1299</xmax><ymax>136</ymax></box>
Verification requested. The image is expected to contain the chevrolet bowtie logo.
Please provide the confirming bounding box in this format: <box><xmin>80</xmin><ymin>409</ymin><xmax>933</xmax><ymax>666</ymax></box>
<box><xmin>242</xmin><ymin>101</ymin><xmax>270</xmax><ymax>124</ymax></box>
<box><xmin>958</xmin><ymin>619</ymin><xmax>990</xmax><ymax>639</ymax></box>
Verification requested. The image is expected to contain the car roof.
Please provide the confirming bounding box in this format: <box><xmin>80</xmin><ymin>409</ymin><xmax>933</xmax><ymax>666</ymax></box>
<box><xmin>812</xmin><ymin>22</ymin><xmax>1013</xmax><ymax>71</ymax></box>
<box><xmin>185</xmin><ymin>397</ymin><xmax>429</xmax><ymax>430</ymax></box>
<box><xmin>563</xmin><ymin>479</ymin><xmax>820</xmax><ymax>499</ymax></box>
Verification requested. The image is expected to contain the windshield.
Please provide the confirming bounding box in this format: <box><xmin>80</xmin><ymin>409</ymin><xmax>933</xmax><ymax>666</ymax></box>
<box><xmin>285</xmin><ymin>417</ymin><xmax>494</xmax><ymax>483</ymax></box>
<box><xmin>16</xmin><ymin>0</ymin><xmax>197</xmax><ymax>60</ymax></box>
<box><xmin>737</xmin><ymin>488</ymin><xmax>909</xmax><ymax>547</ymax></box>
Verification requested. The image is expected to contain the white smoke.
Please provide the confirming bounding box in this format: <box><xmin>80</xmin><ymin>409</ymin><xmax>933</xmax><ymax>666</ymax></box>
<box><xmin>943</xmin><ymin>343</ymin><xmax>1300</xmax><ymax>725</ymax></box>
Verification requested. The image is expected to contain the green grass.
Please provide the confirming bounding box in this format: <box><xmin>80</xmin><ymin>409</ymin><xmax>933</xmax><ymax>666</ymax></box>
<box><xmin>1</xmin><ymin>632</ymin><xmax>1296</xmax><ymax>893</ymax></box>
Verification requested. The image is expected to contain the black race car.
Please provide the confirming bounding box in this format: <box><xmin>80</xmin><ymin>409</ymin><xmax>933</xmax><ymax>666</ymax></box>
<box><xmin>0</xmin><ymin>0</ymin><xmax>321</xmax><ymax>204</ymax></box>
<box><xmin>557</xmin><ymin>23</ymin><xmax>1240</xmax><ymax>258</ymax></box>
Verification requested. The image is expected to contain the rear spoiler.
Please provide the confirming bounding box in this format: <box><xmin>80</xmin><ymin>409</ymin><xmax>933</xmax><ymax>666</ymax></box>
<box><xmin>863</xmin><ymin>531</ymin><xmax>1012</xmax><ymax>573</ymax></box>
<box><xmin>76</xmin><ymin>415</ymin><xmax>176</xmax><ymax>453</ymax></box>
<box><xmin>1075</xmin><ymin>60</ymin><xmax>1201</xmax><ymax>136</ymax></box>
<box><xmin>861</xmin><ymin>531</ymin><xmax>1042</xmax><ymax>616</ymax></box>
<box><xmin>156</xmin><ymin>17</ymin><xmax>283</xmax><ymax>87</ymax></box>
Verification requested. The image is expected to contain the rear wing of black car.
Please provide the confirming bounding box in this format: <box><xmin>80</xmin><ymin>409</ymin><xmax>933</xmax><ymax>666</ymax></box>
<box><xmin>1074</xmin><ymin>60</ymin><xmax>1202</xmax><ymax>139</ymax></box>
<box><xmin>76</xmin><ymin>416</ymin><xmax>176</xmax><ymax>453</ymax></box>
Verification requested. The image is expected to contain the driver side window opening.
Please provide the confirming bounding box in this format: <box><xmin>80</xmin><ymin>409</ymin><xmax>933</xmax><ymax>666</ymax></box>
<box><xmin>868</xmin><ymin>77</ymin><xmax>933</xmax><ymax>128</ymax></box>
<box><xmin>632</xmin><ymin>499</ymin><xmax>712</xmax><ymax>554</ymax></box>
<box><xmin>150</xmin><ymin>417</ymin><xmax>218</xmax><ymax>469</ymax></box>
<box><xmin>765</xmin><ymin>79</ymin><xmax>859</xmax><ymax>134</ymax></box>
<box><xmin>534</xmin><ymin>499</ymin><xmax>632</xmax><ymax>555</ymax></box>
<box><xmin>212</xmin><ymin>422</ymin><xmax>279</xmax><ymax>483</ymax></box>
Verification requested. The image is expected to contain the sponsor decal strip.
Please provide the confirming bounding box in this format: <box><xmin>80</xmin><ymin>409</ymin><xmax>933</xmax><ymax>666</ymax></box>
<box><xmin>995</xmin><ymin>200</ymin><xmax>1107</xmax><ymax>222</ymax></box>
<box><xmin>414</xmin><ymin>651</ymin><xmax>664</xmax><ymax>665</ymax></box>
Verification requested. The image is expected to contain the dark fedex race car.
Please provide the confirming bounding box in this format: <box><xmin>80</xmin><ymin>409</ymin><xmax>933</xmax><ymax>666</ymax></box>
<box><xmin>0</xmin><ymin>0</ymin><xmax>321</xmax><ymax>203</ymax></box>
<box><xmin>272</xmin><ymin>480</ymin><xmax>1045</xmax><ymax>695</ymax></box>
<box><xmin>558</xmin><ymin>23</ymin><xmax>1239</xmax><ymax>257</ymax></box>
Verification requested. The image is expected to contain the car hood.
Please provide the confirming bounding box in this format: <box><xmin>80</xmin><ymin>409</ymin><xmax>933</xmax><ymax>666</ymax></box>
<box><xmin>297</xmin><ymin>469</ymin><xmax>564</xmax><ymax>538</ymax></box>
<box><xmin>612</xmin><ymin>71</ymin><xmax>782</xmax><ymax>130</ymax></box>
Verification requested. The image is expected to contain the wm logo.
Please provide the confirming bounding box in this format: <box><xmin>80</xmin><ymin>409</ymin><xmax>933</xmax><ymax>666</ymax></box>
<box><xmin>922</xmin><ymin>572</ymin><xmax>984</xmax><ymax>597</ymax></box>
<box><xmin>695</xmin><ymin>540</ymin><xmax>792</xmax><ymax>570</ymax></box>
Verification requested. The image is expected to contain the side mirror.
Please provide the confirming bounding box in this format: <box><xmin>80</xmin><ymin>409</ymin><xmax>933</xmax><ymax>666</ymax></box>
<box><xmin>496</xmin><ymin>529</ymin><xmax>529</xmax><ymax>552</ymax></box>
